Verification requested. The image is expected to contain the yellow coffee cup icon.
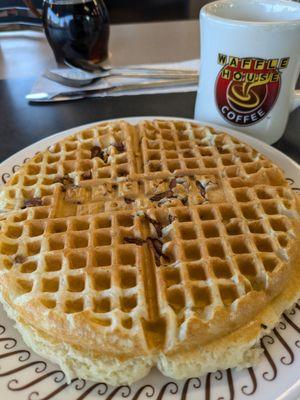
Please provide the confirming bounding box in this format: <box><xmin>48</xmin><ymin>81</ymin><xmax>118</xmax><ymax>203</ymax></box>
<box><xmin>227</xmin><ymin>77</ymin><xmax>270</xmax><ymax>111</ymax></box>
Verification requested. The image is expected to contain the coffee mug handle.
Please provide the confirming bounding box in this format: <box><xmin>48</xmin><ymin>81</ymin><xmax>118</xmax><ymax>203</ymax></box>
<box><xmin>292</xmin><ymin>90</ymin><xmax>300</xmax><ymax>112</ymax></box>
<box><xmin>292</xmin><ymin>62</ymin><xmax>300</xmax><ymax>111</ymax></box>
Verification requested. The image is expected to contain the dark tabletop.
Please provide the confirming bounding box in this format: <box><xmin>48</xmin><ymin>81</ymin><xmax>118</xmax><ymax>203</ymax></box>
<box><xmin>1</xmin><ymin>77</ymin><xmax>300</xmax><ymax>164</ymax></box>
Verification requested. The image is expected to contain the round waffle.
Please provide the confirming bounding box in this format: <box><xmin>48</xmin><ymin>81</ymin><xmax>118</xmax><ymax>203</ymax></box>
<box><xmin>0</xmin><ymin>119</ymin><xmax>299</xmax><ymax>385</ymax></box>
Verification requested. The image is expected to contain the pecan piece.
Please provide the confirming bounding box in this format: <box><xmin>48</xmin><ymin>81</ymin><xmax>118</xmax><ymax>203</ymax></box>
<box><xmin>169</xmin><ymin>178</ymin><xmax>177</xmax><ymax>189</ymax></box>
<box><xmin>196</xmin><ymin>180</ymin><xmax>206</xmax><ymax>198</ymax></box>
<box><xmin>90</xmin><ymin>145</ymin><xmax>105</xmax><ymax>160</ymax></box>
<box><xmin>55</xmin><ymin>175</ymin><xmax>74</xmax><ymax>186</ymax></box>
<box><xmin>82</xmin><ymin>170</ymin><xmax>92</xmax><ymax>180</ymax></box>
<box><xmin>14</xmin><ymin>255</ymin><xmax>26</xmax><ymax>264</ymax></box>
<box><xmin>22</xmin><ymin>197</ymin><xmax>43</xmax><ymax>208</ymax></box>
<box><xmin>181</xmin><ymin>197</ymin><xmax>188</xmax><ymax>205</ymax></box>
<box><xmin>168</xmin><ymin>214</ymin><xmax>176</xmax><ymax>224</ymax></box>
<box><xmin>113</xmin><ymin>142</ymin><xmax>125</xmax><ymax>153</ymax></box>
<box><xmin>150</xmin><ymin>189</ymin><xmax>174</xmax><ymax>202</ymax></box>
<box><xmin>124</xmin><ymin>197</ymin><xmax>134</xmax><ymax>204</ymax></box>
<box><xmin>144</xmin><ymin>213</ymin><xmax>163</xmax><ymax>237</ymax></box>
<box><xmin>124</xmin><ymin>237</ymin><xmax>145</xmax><ymax>246</ymax></box>
<box><xmin>151</xmin><ymin>237</ymin><xmax>163</xmax><ymax>255</ymax></box>
<box><xmin>146</xmin><ymin>237</ymin><xmax>170</xmax><ymax>266</ymax></box>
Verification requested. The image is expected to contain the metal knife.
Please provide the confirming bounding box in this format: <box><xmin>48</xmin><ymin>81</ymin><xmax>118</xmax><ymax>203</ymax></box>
<box><xmin>26</xmin><ymin>77</ymin><xmax>198</xmax><ymax>102</ymax></box>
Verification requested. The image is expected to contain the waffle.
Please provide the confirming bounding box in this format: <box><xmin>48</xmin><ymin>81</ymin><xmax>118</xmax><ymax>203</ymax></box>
<box><xmin>0</xmin><ymin>119</ymin><xmax>299</xmax><ymax>385</ymax></box>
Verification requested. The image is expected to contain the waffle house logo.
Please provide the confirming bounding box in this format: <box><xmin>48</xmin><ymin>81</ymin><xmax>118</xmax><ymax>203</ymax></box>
<box><xmin>215</xmin><ymin>54</ymin><xmax>289</xmax><ymax>126</ymax></box>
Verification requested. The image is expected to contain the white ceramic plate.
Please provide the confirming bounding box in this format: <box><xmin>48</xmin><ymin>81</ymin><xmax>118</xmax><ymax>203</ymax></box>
<box><xmin>0</xmin><ymin>117</ymin><xmax>299</xmax><ymax>400</ymax></box>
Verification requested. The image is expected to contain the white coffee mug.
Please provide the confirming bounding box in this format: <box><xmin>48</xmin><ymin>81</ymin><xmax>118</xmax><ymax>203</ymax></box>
<box><xmin>194</xmin><ymin>0</ymin><xmax>300</xmax><ymax>144</ymax></box>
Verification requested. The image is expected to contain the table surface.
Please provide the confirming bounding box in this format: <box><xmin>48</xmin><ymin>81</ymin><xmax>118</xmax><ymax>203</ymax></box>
<box><xmin>0</xmin><ymin>20</ymin><xmax>299</xmax><ymax>164</ymax></box>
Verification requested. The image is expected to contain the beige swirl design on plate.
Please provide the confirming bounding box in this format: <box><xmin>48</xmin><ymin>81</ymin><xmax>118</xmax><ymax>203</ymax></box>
<box><xmin>0</xmin><ymin>304</ymin><xmax>300</xmax><ymax>399</ymax></box>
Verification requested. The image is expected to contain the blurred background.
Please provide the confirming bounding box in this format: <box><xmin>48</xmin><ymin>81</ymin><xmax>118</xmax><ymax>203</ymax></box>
<box><xmin>1</xmin><ymin>0</ymin><xmax>212</xmax><ymax>24</ymax></box>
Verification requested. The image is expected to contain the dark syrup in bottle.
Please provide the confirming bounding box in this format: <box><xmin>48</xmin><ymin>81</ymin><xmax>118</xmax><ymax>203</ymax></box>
<box><xmin>43</xmin><ymin>0</ymin><xmax>109</xmax><ymax>68</ymax></box>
